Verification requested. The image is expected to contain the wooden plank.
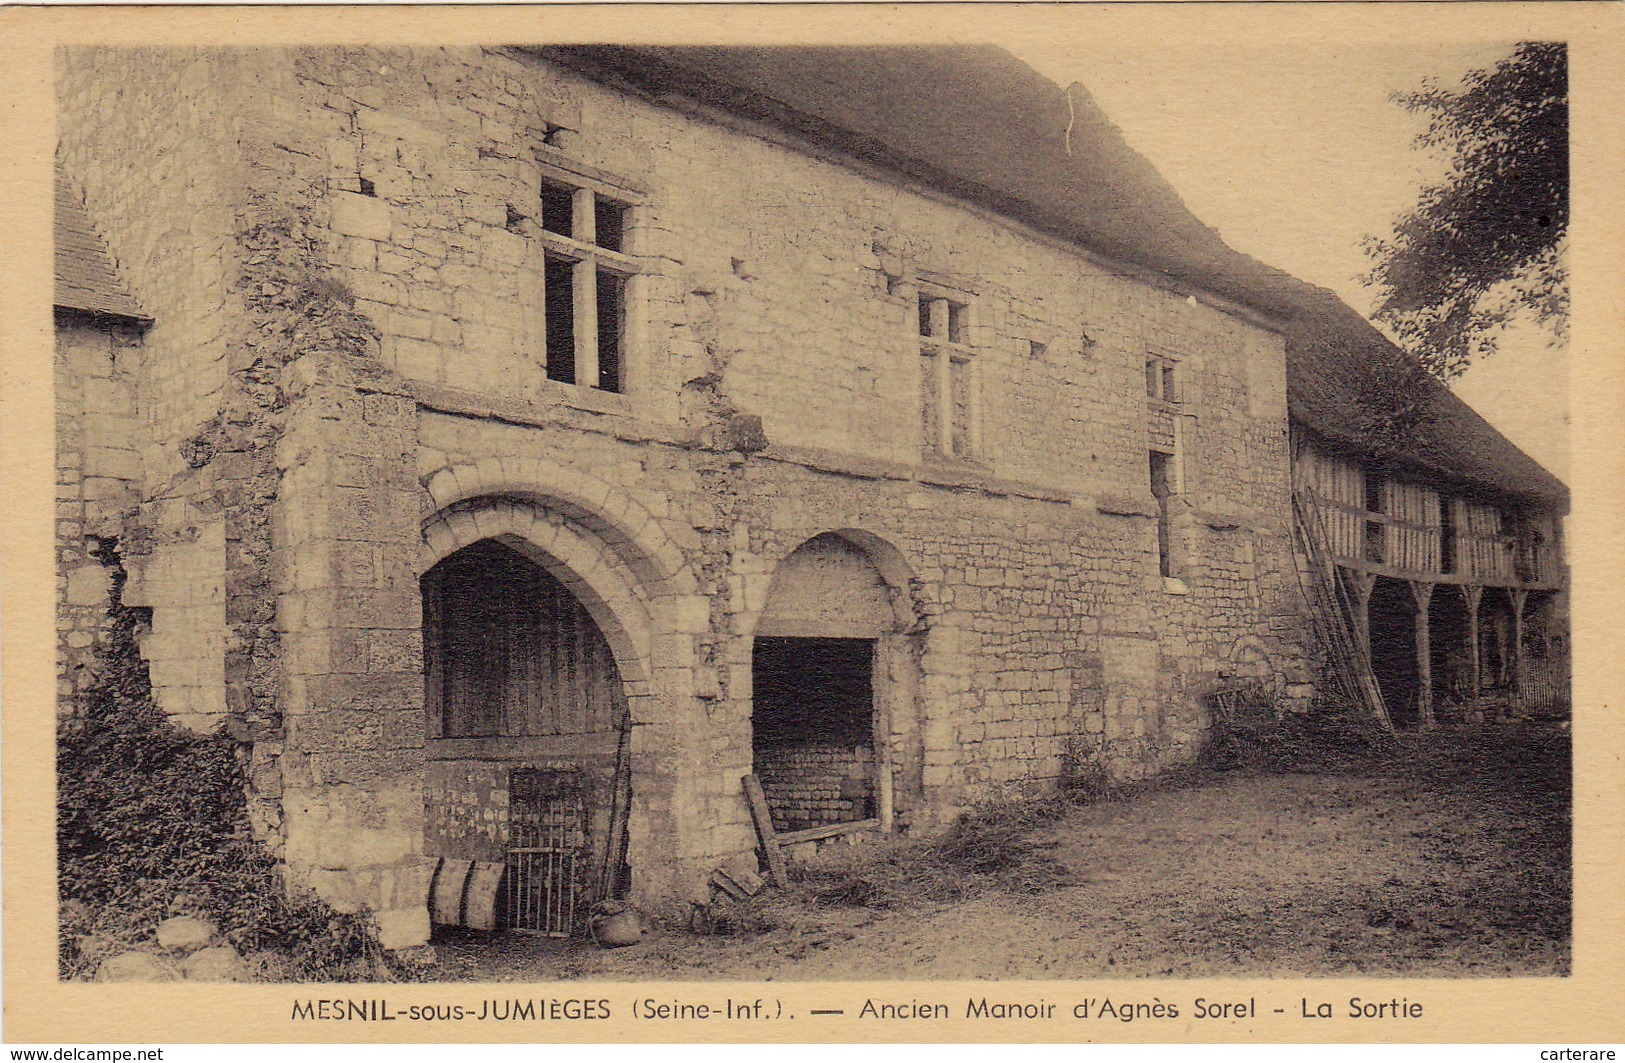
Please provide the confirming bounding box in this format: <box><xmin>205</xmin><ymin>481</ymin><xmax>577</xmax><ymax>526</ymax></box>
<box><xmin>710</xmin><ymin>870</ymin><xmax>749</xmax><ymax>901</ymax></box>
<box><xmin>463</xmin><ymin>861</ymin><xmax>506</xmax><ymax>931</ymax></box>
<box><xmin>431</xmin><ymin>858</ymin><xmax>474</xmax><ymax>927</ymax></box>
<box><xmin>742</xmin><ymin>774</ymin><xmax>788</xmax><ymax>888</ymax></box>
<box><xmin>717</xmin><ymin>865</ymin><xmax>765</xmax><ymax>897</ymax></box>
<box><xmin>777</xmin><ymin>819</ymin><xmax>881</xmax><ymax>846</ymax></box>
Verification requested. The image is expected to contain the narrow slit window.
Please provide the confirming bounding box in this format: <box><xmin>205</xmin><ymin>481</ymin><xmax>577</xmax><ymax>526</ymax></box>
<box><xmin>916</xmin><ymin>288</ymin><xmax>975</xmax><ymax>460</ymax></box>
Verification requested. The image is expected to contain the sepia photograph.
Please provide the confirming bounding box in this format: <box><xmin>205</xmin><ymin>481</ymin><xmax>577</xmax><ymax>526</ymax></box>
<box><xmin>7</xmin><ymin>1</ymin><xmax>1623</xmax><ymax>1047</ymax></box>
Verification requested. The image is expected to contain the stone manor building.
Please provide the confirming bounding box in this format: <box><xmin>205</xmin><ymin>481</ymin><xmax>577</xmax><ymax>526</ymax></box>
<box><xmin>54</xmin><ymin>45</ymin><xmax>1564</xmax><ymax>948</ymax></box>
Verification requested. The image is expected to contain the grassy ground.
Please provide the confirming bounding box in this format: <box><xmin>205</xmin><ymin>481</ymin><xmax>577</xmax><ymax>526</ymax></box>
<box><xmin>425</xmin><ymin>721</ymin><xmax>1570</xmax><ymax>982</ymax></box>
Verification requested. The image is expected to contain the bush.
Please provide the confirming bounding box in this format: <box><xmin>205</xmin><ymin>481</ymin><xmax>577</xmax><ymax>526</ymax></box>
<box><xmin>57</xmin><ymin>558</ymin><xmax>377</xmax><ymax>981</ymax></box>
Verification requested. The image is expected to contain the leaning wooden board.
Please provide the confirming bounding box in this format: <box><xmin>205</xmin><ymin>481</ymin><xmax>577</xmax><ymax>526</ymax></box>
<box><xmin>741</xmin><ymin>774</ymin><xmax>788</xmax><ymax>888</ymax></box>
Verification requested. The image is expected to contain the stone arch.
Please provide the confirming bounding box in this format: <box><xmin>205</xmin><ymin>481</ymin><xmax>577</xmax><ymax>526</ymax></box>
<box><xmin>421</xmin><ymin>498</ymin><xmax>653</xmax><ymax>687</ymax></box>
<box><xmin>416</xmin><ymin>490</ymin><xmax>706</xmax><ymax>912</ymax></box>
<box><xmin>421</xmin><ymin>458</ymin><xmax>697</xmax><ymax>600</ymax></box>
<box><xmin>749</xmin><ymin>529</ymin><xmax>923</xmax><ymax>833</ymax></box>
<box><xmin>755</xmin><ymin>527</ymin><xmax>920</xmax><ymax>638</ymax></box>
<box><xmin>1223</xmin><ymin>634</ymin><xmax>1275</xmax><ymax>683</ymax></box>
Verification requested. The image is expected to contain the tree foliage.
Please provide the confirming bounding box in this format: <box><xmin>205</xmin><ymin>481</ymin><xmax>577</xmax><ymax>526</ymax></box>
<box><xmin>1365</xmin><ymin>42</ymin><xmax>1567</xmax><ymax>380</ymax></box>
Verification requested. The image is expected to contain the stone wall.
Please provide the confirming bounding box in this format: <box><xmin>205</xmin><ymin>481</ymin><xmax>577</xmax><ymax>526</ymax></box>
<box><xmin>755</xmin><ymin>743</ymin><xmax>875</xmax><ymax>833</ymax></box>
<box><xmin>54</xmin><ymin>320</ymin><xmax>145</xmax><ymax>716</ymax></box>
<box><xmin>55</xmin><ymin>44</ymin><xmax>1315</xmax><ymax>928</ymax></box>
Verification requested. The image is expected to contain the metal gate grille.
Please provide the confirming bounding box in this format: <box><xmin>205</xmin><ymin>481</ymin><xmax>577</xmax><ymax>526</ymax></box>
<box><xmin>506</xmin><ymin>771</ymin><xmax>585</xmax><ymax>936</ymax></box>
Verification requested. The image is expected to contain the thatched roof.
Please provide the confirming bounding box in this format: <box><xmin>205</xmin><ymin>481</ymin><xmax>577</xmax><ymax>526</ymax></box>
<box><xmin>54</xmin><ymin>166</ymin><xmax>148</xmax><ymax>324</ymax></box>
<box><xmin>541</xmin><ymin>45</ymin><xmax>1567</xmax><ymax>512</ymax></box>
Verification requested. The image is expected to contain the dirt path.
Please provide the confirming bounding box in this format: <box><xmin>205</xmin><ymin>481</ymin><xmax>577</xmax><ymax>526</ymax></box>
<box><xmin>427</xmin><ymin>724</ymin><xmax>1570</xmax><ymax>982</ymax></box>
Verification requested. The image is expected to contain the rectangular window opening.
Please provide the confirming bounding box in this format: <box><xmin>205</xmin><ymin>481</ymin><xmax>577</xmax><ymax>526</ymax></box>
<box><xmin>544</xmin><ymin>257</ymin><xmax>576</xmax><ymax>384</ymax></box>
<box><xmin>595</xmin><ymin>268</ymin><xmax>624</xmax><ymax>394</ymax></box>
<box><xmin>593</xmin><ymin>198</ymin><xmax>627</xmax><ymax>252</ymax></box>
<box><xmin>540</xmin><ymin>180</ymin><xmax>574</xmax><ymax>238</ymax></box>
<box><xmin>1162</xmin><ymin>363</ymin><xmax>1177</xmax><ymax>402</ymax></box>
<box><xmin>918</xmin><ymin>294</ymin><xmax>934</xmax><ymax>337</ymax></box>
<box><xmin>947</xmin><ymin>302</ymin><xmax>967</xmax><ymax>345</ymax></box>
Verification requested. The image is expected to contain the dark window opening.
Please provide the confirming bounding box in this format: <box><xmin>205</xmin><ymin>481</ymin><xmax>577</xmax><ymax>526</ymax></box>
<box><xmin>1161</xmin><ymin>363</ymin><xmax>1177</xmax><ymax>402</ymax></box>
<box><xmin>593</xmin><ymin>198</ymin><xmax>627</xmax><ymax>252</ymax></box>
<box><xmin>1145</xmin><ymin>358</ymin><xmax>1160</xmax><ymax>398</ymax></box>
<box><xmin>544</xmin><ymin>257</ymin><xmax>576</xmax><ymax>384</ymax></box>
<box><xmin>1364</xmin><ymin>465</ymin><xmax>1385</xmax><ymax>563</ymax></box>
<box><xmin>1364</xmin><ymin>464</ymin><xmax>1384</xmax><ymax>513</ymax></box>
<box><xmin>752</xmin><ymin>637</ymin><xmax>873</xmax><ymax>747</ymax></box>
<box><xmin>540</xmin><ymin>180</ymin><xmax>574</xmax><ymax>237</ymax></box>
<box><xmin>1028</xmin><ymin>339</ymin><xmax>1047</xmax><ymax>360</ymax></box>
<box><xmin>919</xmin><ymin>294</ymin><xmax>967</xmax><ymax>342</ymax></box>
<box><xmin>595</xmin><ymin>269</ymin><xmax>624</xmax><ymax>393</ymax></box>
<box><xmin>1150</xmin><ymin>450</ymin><xmax>1174</xmax><ymax>578</ymax></box>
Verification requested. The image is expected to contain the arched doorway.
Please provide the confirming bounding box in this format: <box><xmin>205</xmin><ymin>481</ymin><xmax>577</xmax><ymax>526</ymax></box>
<box><xmin>421</xmin><ymin>537</ymin><xmax>630</xmax><ymax>934</ymax></box>
<box><xmin>752</xmin><ymin>532</ymin><xmax>918</xmax><ymax>834</ymax></box>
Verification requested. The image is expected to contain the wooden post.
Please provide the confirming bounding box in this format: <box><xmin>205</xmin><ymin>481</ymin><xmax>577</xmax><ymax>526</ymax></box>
<box><xmin>1346</xmin><ymin>569</ymin><xmax>1377</xmax><ymax>658</ymax></box>
<box><xmin>742</xmin><ymin>774</ymin><xmax>788</xmax><ymax>888</ymax></box>
<box><xmin>1410</xmin><ymin>581</ymin><xmax>1436</xmax><ymax>730</ymax></box>
<box><xmin>1460</xmin><ymin>584</ymin><xmax>1483</xmax><ymax>708</ymax></box>
<box><xmin>1509</xmin><ymin>587</ymin><xmax>1529</xmax><ymax>694</ymax></box>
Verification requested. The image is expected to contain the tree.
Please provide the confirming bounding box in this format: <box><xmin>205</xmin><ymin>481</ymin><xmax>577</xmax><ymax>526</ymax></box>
<box><xmin>1364</xmin><ymin>42</ymin><xmax>1567</xmax><ymax>381</ymax></box>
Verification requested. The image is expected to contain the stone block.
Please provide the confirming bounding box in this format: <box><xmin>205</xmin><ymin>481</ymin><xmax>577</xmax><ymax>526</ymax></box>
<box><xmin>63</xmin><ymin>565</ymin><xmax>110</xmax><ymax>606</ymax></box>
<box><xmin>375</xmin><ymin>905</ymin><xmax>431</xmax><ymax>951</ymax></box>
<box><xmin>182</xmin><ymin>946</ymin><xmax>246</xmax><ymax>982</ymax></box>
<box><xmin>329</xmin><ymin>191</ymin><xmax>393</xmax><ymax>241</ymax></box>
<box><xmin>97</xmin><ymin>952</ymin><xmax>179</xmax><ymax>983</ymax></box>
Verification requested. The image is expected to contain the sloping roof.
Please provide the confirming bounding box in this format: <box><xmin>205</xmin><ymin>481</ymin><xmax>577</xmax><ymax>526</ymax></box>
<box><xmin>55</xmin><ymin>166</ymin><xmax>148</xmax><ymax>323</ymax></box>
<box><xmin>541</xmin><ymin>45</ymin><xmax>1567</xmax><ymax>511</ymax></box>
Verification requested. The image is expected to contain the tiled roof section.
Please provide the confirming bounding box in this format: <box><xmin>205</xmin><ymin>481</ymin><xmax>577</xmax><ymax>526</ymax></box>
<box><xmin>55</xmin><ymin>166</ymin><xmax>148</xmax><ymax>323</ymax></box>
<box><xmin>542</xmin><ymin>45</ymin><xmax>1566</xmax><ymax>510</ymax></box>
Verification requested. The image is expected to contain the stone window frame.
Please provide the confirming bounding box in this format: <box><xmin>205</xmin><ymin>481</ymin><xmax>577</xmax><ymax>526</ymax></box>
<box><xmin>525</xmin><ymin>147</ymin><xmax>646</xmax><ymax>401</ymax></box>
<box><xmin>914</xmin><ymin>272</ymin><xmax>983</xmax><ymax>463</ymax></box>
<box><xmin>1144</xmin><ymin>350</ymin><xmax>1181</xmax><ymax>406</ymax></box>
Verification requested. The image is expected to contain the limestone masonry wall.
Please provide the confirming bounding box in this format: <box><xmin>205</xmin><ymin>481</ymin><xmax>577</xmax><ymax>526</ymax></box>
<box><xmin>57</xmin><ymin>45</ymin><xmax>1314</xmax><ymax>937</ymax></box>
